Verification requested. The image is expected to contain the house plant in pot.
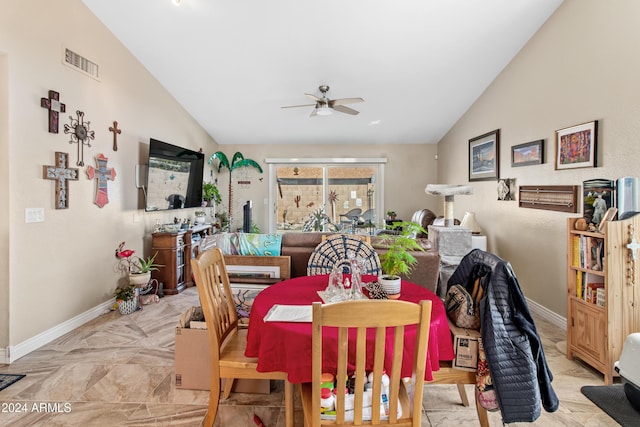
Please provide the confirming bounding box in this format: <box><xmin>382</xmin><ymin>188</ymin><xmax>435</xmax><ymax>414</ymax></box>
<box><xmin>115</xmin><ymin>242</ymin><xmax>163</xmax><ymax>286</ymax></box>
<box><xmin>129</xmin><ymin>252</ymin><xmax>163</xmax><ymax>286</ymax></box>
<box><xmin>202</xmin><ymin>181</ymin><xmax>221</xmax><ymax>207</ymax></box>
<box><xmin>378</xmin><ymin>221</ymin><xmax>427</xmax><ymax>297</ymax></box>
<box><xmin>114</xmin><ymin>284</ymin><xmax>137</xmax><ymax>315</ymax></box>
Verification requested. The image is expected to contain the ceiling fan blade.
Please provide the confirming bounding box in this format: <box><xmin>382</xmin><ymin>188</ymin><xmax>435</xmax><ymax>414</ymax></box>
<box><xmin>332</xmin><ymin>105</ymin><xmax>360</xmax><ymax>115</ymax></box>
<box><xmin>330</xmin><ymin>97</ymin><xmax>364</xmax><ymax>106</ymax></box>
<box><xmin>305</xmin><ymin>93</ymin><xmax>322</xmax><ymax>102</ymax></box>
<box><xmin>309</xmin><ymin>109</ymin><xmax>318</xmax><ymax>117</ymax></box>
<box><xmin>281</xmin><ymin>103</ymin><xmax>316</xmax><ymax>109</ymax></box>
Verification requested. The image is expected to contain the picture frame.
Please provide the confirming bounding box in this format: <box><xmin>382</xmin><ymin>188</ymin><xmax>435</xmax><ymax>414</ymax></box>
<box><xmin>511</xmin><ymin>139</ymin><xmax>544</xmax><ymax>167</ymax></box>
<box><xmin>555</xmin><ymin>120</ymin><xmax>598</xmax><ymax>170</ymax></box>
<box><xmin>583</xmin><ymin>178</ymin><xmax>615</xmax><ymax>226</ymax></box>
<box><xmin>469</xmin><ymin>129</ymin><xmax>500</xmax><ymax>181</ymax></box>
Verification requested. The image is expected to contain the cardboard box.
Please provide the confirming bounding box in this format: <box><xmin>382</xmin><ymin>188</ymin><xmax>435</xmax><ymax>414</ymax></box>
<box><xmin>448</xmin><ymin>320</ymin><xmax>481</xmax><ymax>372</ymax></box>
<box><xmin>174</xmin><ymin>307</ymin><xmax>270</xmax><ymax>393</ymax></box>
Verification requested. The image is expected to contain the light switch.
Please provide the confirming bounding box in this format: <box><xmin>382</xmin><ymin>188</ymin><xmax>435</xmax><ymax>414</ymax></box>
<box><xmin>25</xmin><ymin>208</ymin><xmax>45</xmax><ymax>223</ymax></box>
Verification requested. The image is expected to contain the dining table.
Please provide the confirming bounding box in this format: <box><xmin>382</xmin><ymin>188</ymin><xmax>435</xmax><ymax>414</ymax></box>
<box><xmin>245</xmin><ymin>274</ymin><xmax>455</xmax><ymax>384</ymax></box>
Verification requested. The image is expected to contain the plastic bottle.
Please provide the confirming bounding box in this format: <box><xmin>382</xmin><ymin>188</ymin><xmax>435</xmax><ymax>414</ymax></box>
<box><xmin>320</xmin><ymin>387</ymin><xmax>335</xmax><ymax>413</ymax></box>
<box><xmin>321</xmin><ymin>372</ymin><xmax>335</xmax><ymax>392</ymax></box>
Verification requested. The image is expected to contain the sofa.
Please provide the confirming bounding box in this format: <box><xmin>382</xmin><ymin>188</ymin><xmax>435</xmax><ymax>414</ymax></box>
<box><xmin>199</xmin><ymin>231</ymin><xmax>441</xmax><ymax>293</ymax></box>
<box><xmin>280</xmin><ymin>232</ymin><xmax>440</xmax><ymax>293</ymax></box>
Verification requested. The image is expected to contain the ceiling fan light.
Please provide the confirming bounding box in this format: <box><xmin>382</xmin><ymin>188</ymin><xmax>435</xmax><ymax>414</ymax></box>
<box><xmin>316</xmin><ymin>105</ymin><xmax>332</xmax><ymax>116</ymax></box>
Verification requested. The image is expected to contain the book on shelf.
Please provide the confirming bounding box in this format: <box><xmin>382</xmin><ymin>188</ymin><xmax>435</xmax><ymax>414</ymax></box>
<box><xmin>586</xmin><ymin>283</ymin><xmax>604</xmax><ymax>304</ymax></box>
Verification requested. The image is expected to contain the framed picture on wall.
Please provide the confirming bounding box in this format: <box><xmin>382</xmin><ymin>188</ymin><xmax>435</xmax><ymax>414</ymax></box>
<box><xmin>555</xmin><ymin>120</ymin><xmax>598</xmax><ymax>170</ymax></box>
<box><xmin>469</xmin><ymin>129</ymin><xmax>500</xmax><ymax>181</ymax></box>
<box><xmin>511</xmin><ymin>139</ymin><xmax>544</xmax><ymax>167</ymax></box>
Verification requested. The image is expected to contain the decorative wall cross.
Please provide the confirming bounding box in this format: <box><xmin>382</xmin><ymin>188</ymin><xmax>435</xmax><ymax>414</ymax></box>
<box><xmin>86</xmin><ymin>153</ymin><xmax>117</xmax><ymax>208</ymax></box>
<box><xmin>64</xmin><ymin>110</ymin><xmax>95</xmax><ymax>166</ymax></box>
<box><xmin>40</xmin><ymin>90</ymin><xmax>66</xmax><ymax>133</ymax></box>
<box><xmin>42</xmin><ymin>152</ymin><xmax>79</xmax><ymax>209</ymax></box>
<box><xmin>109</xmin><ymin>121</ymin><xmax>121</xmax><ymax>151</ymax></box>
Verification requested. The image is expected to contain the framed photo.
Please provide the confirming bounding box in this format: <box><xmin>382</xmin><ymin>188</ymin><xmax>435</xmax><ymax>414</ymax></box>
<box><xmin>511</xmin><ymin>139</ymin><xmax>544</xmax><ymax>167</ymax></box>
<box><xmin>583</xmin><ymin>178</ymin><xmax>615</xmax><ymax>226</ymax></box>
<box><xmin>469</xmin><ymin>129</ymin><xmax>500</xmax><ymax>181</ymax></box>
<box><xmin>555</xmin><ymin>120</ymin><xmax>598</xmax><ymax>170</ymax></box>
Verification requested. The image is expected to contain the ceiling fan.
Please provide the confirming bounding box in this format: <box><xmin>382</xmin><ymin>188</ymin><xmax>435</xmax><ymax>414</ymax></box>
<box><xmin>281</xmin><ymin>85</ymin><xmax>363</xmax><ymax>116</ymax></box>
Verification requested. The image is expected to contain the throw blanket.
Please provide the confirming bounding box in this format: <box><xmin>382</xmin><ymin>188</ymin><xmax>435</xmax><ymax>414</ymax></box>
<box><xmin>204</xmin><ymin>232</ymin><xmax>282</xmax><ymax>256</ymax></box>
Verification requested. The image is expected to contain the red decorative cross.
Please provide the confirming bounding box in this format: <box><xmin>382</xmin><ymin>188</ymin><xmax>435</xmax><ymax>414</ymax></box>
<box><xmin>87</xmin><ymin>153</ymin><xmax>117</xmax><ymax>208</ymax></box>
<box><xmin>42</xmin><ymin>152</ymin><xmax>79</xmax><ymax>209</ymax></box>
<box><xmin>40</xmin><ymin>90</ymin><xmax>66</xmax><ymax>133</ymax></box>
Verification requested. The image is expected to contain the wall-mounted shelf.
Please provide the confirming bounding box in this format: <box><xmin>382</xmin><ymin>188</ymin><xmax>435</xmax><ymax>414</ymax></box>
<box><xmin>518</xmin><ymin>185</ymin><xmax>579</xmax><ymax>213</ymax></box>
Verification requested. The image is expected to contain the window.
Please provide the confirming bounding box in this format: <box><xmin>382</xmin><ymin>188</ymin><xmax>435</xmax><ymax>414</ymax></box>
<box><xmin>265</xmin><ymin>158</ymin><xmax>386</xmax><ymax>233</ymax></box>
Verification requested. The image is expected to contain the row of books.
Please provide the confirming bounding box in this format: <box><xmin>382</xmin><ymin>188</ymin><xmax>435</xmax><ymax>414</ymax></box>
<box><xmin>575</xmin><ymin>271</ymin><xmax>605</xmax><ymax>306</ymax></box>
<box><xmin>571</xmin><ymin>235</ymin><xmax>604</xmax><ymax>271</ymax></box>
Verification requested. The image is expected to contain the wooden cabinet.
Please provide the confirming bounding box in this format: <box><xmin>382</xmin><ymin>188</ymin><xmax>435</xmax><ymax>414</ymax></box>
<box><xmin>566</xmin><ymin>216</ymin><xmax>640</xmax><ymax>384</ymax></box>
<box><xmin>151</xmin><ymin>224</ymin><xmax>212</xmax><ymax>295</ymax></box>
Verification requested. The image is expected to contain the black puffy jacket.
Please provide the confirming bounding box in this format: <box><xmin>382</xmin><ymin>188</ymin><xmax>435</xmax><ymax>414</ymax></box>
<box><xmin>448</xmin><ymin>249</ymin><xmax>559</xmax><ymax>423</ymax></box>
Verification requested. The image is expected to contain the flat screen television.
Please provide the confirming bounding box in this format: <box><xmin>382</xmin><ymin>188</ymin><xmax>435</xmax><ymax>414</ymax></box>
<box><xmin>145</xmin><ymin>138</ymin><xmax>204</xmax><ymax>211</ymax></box>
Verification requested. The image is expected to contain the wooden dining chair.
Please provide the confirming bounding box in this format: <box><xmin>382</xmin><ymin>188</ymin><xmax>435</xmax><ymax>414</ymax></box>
<box><xmin>191</xmin><ymin>248</ymin><xmax>294</xmax><ymax>427</ymax></box>
<box><xmin>300</xmin><ymin>299</ymin><xmax>432</xmax><ymax>426</ymax></box>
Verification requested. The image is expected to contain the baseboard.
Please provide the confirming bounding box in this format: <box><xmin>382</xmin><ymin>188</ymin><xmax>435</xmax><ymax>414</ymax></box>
<box><xmin>526</xmin><ymin>297</ymin><xmax>566</xmax><ymax>331</ymax></box>
<box><xmin>4</xmin><ymin>299</ymin><xmax>115</xmax><ymax>364</ymax></box>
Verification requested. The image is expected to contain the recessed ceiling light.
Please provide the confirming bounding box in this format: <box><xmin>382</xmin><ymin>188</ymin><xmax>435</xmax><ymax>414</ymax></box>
<box><xmin>172</xmin><ymin>0</ymin><xmax>182</xmax><ymax>6</ymax></box>
<box><xmin>369</xmin><ymin>120</ymin><xmax>381</xmax><ymax>125</ymax></box>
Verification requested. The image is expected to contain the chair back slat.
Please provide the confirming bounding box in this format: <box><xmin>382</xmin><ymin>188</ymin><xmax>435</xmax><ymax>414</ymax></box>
<box><xmin>309</xmin><ymin>299</ymin><xmax>432</xmax><ymax>426</ymax></box>
<box><xmin>191</xmin><ymin>248</ymin><xmax>239</xmax><ymax>359</ymax></box>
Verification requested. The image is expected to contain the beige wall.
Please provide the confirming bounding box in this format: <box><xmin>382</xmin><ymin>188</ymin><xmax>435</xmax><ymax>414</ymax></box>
<box><xmin>214</xmin><ymin>144</ymin><xmax>440</xmax><ymax>233</ymax></box>
<box><xmin>437</xmin><ymin>0</ymin><xmax>640</xmax><ymax>318</ymax></box>
<box><xmin>0</xmin><ymin>0</ymin><xmax>217</xmax><ymax>348</ymax></box>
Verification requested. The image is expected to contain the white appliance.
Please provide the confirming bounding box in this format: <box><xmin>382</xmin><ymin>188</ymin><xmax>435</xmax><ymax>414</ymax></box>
<box><xmin>614</xmin><ymin>332</ymin><xmax>640</xmax><ymax>411</ymax></box>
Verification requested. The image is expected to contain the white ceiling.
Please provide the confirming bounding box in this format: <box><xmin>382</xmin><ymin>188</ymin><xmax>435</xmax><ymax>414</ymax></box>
<box><xmin>82</xmin><ymin>0</ymin><xmax>563</xmax><ymax>146</ymax></box>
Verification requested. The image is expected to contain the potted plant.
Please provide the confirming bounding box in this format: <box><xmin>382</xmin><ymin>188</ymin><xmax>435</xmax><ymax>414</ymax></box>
<box><xmin>114</xmin><ymin>284</ymin><xmax>137</xmax><ymax>315</ymax></box>
<box><xmin>378</xmin><ymin>221</ymin><xmax>427</xmax><ymax>296</ymax></box>
<box><xmin>386</xmin><ymin>210</ymin><xmax>397</xmax><ymax>221</ymax></box>
<box><xmin>194</xmin><ymin>210</ymin><xmax>207</xmax><ymax>225</ymax></box>
<box><xmin>129</xmin><ymin>252</ymin><xmax>163</xmax><ymax>286</ymax></box>
<box><xmin>115</xmin><ymin>242</ymin><xmax>163</xmax><ymax>286</ymax></box>
<box><xmin>202</xmin><ymin>182</ymin><xmax>221</xmax><ymax>207</ymax></box>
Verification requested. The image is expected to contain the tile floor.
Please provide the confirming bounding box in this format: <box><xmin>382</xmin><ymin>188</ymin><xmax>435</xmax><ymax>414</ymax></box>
<box><xmin>0</xmin><ymin>286</ymin><xmax>620</xmax><ymax>426</ymax></box>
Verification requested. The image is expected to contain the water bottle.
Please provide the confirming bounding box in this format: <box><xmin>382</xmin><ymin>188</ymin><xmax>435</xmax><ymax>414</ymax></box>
<box><xmin>320</xmin><ymin>387</ymin><xmax>335</xmax><ymax>413</ymax></box>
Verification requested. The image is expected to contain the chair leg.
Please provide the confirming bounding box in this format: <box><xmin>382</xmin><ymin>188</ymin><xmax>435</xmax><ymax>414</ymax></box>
<box><xmin>284</xmin><ymin>380</ymin><xmax>294</xmax><ymax>427</ymax></box>
<box><xmin>457</xmin><ymin>384</ymin><xmax>470</xmax><ymax>407</ymax></box>
<box><xmin>222</xmin><ymin>378</ymin><xmax>235</xmax><ymax>399</ymax></box>
<box><xmin>474</xmin><ymin>387</ymin><xmax>490</xmax><ymax>427</ymax></box>
<box><xmin>203</xmin><ymin>376</ymin><xmax>221</xmax><ymax>427</ymax></box>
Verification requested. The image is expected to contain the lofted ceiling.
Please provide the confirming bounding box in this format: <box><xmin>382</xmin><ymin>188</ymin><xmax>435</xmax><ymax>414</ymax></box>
<box><xmin>82</xmin><ymin>0</ymin><xmax>563</xmax><ymax>146</ymax></box>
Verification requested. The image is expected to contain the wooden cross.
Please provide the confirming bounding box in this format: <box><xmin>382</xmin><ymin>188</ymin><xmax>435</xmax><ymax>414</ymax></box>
<box><xmin>40</xmin><ymin>90</ymin><xmax>66</xmax><ymax>133</ymax></box>
<box><xmin>109</xmin><ymin>121</ymin><xmax>121</xmax><ymax>151</ymax></box>
<box><xmin>42</xmin><ymin>152</ymin><xmax>79</xmax><ymax>209</ymax></box>
<box><xmin>86</xmin><ymin>153</ymin><xmax>117</xmax><ymax>208</ymax></box>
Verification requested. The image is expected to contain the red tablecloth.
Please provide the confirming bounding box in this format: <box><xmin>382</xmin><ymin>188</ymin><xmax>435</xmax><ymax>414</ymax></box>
<box><xmin>245</xmin><ymin>275</ymin><xmax>454</xmax><ymax>383</ymax></box>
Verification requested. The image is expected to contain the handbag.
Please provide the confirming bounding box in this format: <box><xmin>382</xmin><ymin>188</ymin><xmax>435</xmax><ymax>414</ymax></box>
<box><xmin>445</xmin><ymin>279</ymin><xmax>483</xmax><ymax>330</ymax></box>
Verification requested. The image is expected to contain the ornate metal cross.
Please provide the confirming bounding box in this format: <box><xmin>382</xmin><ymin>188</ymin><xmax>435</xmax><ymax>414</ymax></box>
<box><xmin>87</xmin><ymin>153</ymin><xmax>117</xmax><ymax>208</ymax></box>
<box><xmin>64</xmin><ymin>110</ymin><xmax>95</xmax><ymax>166</ymax></box>
<box><xmin>40</xmin><ymin>90</ymin><xmax>66</xmax><ymax>133</ymax></box>
<box><xmin>42</xmin><ymin>152</ymin><xmax>79</xmax><ymax>209</ymax></box>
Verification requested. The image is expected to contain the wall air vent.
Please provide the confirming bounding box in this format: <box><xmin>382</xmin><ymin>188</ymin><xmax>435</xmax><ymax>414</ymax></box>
<box><xmin>62</xmin><ymin>47</ymin><xmax>100</xmax><ymax>81</ymax></box>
